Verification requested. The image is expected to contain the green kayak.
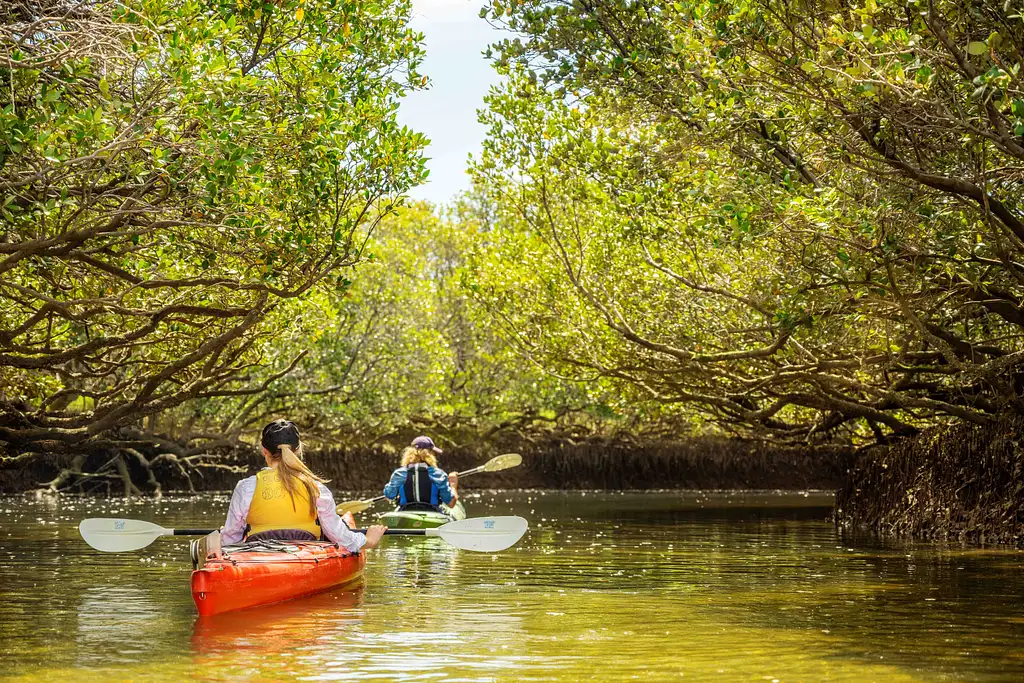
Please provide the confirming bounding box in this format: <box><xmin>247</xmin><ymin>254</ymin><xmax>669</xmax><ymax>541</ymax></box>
<box><xmin>378</xmin><ymin>501</ymin><xmax>466</xmax><ymax>529</ymax></box>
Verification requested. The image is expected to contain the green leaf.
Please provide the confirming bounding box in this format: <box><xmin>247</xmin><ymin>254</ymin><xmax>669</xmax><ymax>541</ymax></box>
<box><xmin>967</xmin><ymin>41</ymin><xmax>988</xmax><ymax>56</ymax></box>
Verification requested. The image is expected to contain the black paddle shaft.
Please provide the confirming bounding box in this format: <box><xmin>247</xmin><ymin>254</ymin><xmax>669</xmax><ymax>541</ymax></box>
<box><xmin>170</xmin><ymin>528</ymin><xmax>428</xmax><ymax>536</ymax></box>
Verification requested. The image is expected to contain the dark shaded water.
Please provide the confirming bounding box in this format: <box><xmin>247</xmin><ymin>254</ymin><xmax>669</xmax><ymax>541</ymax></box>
<box><xmin>1</xmin><ymin>490</ymin><xmax>1022</xmax><ymax>681</ymax></box>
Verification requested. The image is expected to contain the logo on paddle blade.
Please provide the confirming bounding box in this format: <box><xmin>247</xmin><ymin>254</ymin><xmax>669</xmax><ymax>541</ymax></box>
<box><xmin>114</xmin><ymin>520</ymin><xmax>125</xmax><ymax>530</ymax></box>
<box><xmin>484</xmin><ymin>520</ymin><xmax>495</xmax><ymax>529</ymax></box>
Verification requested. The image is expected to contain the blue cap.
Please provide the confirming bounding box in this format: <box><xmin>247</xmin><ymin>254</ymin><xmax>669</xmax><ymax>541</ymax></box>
<box><xmin>411</xmin><ymin>436</ymin><xmax>442</xmax><ymax>454</ymax></box>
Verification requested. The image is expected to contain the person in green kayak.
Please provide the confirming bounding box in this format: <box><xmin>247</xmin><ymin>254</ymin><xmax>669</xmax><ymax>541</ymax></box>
<box><xmin>383</xmin><ymin>436</ymin><xmax>464</xmax><ymax>519</ymax></box>
<box><xmin>221</xmin><ymin>419</ymin><xmax>387</xmax><ymax>551</ymax></box>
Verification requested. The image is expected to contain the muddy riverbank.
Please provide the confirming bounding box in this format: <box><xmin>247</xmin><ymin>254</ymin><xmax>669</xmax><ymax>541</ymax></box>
<box><xmin>835</xmin><ymin>416</ymin><xmax>1024</xmax><ymax>546</ymax></box>
<box><xmin>0</xmin><ymin>435</ymin><xmax>856</xmax><ymax>493</ymax></box>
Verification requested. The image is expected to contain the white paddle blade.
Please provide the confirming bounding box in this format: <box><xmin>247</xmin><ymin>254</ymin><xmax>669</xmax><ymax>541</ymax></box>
<box><xmin>79</xmin><ymin>518</ymin><xmax>170</xmax><ymax>552</ymax></box>
<box><xmin>435</xmin><ymin>515</ymin><xmax>529</xmax><ymax>552</ymax></box>
<box><xmin>481</xmin><ymin>453</ymin><xmax>522</xmax><ymax>472</ymax></box>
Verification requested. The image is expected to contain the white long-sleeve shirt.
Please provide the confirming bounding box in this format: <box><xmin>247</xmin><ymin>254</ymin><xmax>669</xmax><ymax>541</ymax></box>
<box><xmin>221</xmin><ymin>474</ymin><xmax>366</xmax><ymax>552</ymax></box>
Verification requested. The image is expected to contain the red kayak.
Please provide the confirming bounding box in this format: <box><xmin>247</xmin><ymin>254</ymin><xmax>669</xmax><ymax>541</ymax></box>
<box><xmin>190</xmin><ymin>513</ymin><xmax>365</xmax><ymax>617</ymax></box>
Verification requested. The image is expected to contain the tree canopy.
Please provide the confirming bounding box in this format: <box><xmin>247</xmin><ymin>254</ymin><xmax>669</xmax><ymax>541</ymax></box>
<box><xmin>195</xmin><ymin>202</ymin><xmax>592</xmax><ymax>447</ymax></box>
<box><xmin>467</xmin><ymin>0</ymin><xmax>1024</xmax><ymax>444</ymax></box>
<box><xmin>5</xmin><ymin>0</ymin><xmax>1024</xmax><ymax>493</ymax></box>
<box><xmin>1</xmin><ymin>0</ymin><xmax>427</xmax><ymax>486</ymax></box>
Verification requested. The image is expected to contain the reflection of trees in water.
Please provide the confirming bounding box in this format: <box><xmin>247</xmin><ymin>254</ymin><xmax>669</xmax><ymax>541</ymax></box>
<box><xmin>517</xmin><ymin>496</ymin><xmax>1024</xmax><ymax>680</ymax></box>
<box><xmin>5</xmin><ymin>492</ymin><xmax>1024</xmax><ymax>681</ymax></box>
<box><xmin>374</xmin><ymin>537</ymin><xmax>461</xmax><ymax>590</ymax></box>
<box><xmin>75</xmin><ymin>586</ymin><xmax>169</xmax><ymax>666</ymax></box>
<box><xmin>360</xmin><ymin>538</ymin><xmax>528</xmax><ymax>657</ymax></box>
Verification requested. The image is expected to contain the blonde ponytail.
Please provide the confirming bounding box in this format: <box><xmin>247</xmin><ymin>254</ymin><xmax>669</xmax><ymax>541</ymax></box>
<box><xmin>274</xmin><ymin>442</ymin><xmax>328</xmax><ymax>517</ymax></box>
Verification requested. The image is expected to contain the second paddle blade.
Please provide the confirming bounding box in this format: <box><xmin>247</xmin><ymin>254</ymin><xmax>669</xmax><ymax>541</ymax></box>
<box><xmin>483</xmin><ymin>453</ymin><xmax>522</xmax><ymax>471</ymax></box>
<box><xmin>336</xmin><ymin>499</ymin><xmax>374</xmax><ymax>515</ymax></box>
<box><xmin>79</xmin><ymin>518</ymin><xmax>168</xmax><ymax>552</ymax></box>
<box><xmin>436</xmin><ymin>515</ymin><xmax>529</xmax><ymax>552</ymax></box>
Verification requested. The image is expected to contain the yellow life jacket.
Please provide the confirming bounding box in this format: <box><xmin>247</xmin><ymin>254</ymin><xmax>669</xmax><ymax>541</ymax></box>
<box><xmin>245</xmin><ymin>468</ymin><xmax>322</xmax><ymax>539</ymax></box>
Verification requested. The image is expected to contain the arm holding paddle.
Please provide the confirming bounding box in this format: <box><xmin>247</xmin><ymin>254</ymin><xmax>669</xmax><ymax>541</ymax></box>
<box><xmin>363</xmin><ymin>525</ymin><xmax>387</xmax><ymax>548</ymax></box>
<box><xmin>448</xmin><ymin>471</ymin><xmax>459</xmax><ymax>505</ymax></box>
<box><xmin>316</xmin><ymin>486</ymin><xmax>387</xmax><ymax>550</ymax></box>
<box><xmin>381</xmin><ymin>468</ymin><xmax>405</xmax><ymax>502</ymax></box>
<box><xmin>426</xmin><ymin>466</ymin><xmax>458</xmax><ymax>506</ymax></box>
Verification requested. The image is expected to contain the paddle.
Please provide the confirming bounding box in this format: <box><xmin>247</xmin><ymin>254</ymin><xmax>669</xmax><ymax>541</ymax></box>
<box><xmin>78</xmin><ymin>515</ymin><xmax>528</xmax><ymax>553</ymax></box>
<box><xmin>336</xmin><ymin>452</ymin><xmax>523</xmax><ymax>515</ymax></box>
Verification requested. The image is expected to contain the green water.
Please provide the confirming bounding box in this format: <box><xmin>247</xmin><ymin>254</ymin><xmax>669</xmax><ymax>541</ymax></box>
<box><xmin>1</xmin><ymin>490</ymin><xmax>1022</xmax><ymax>681</ymax></box>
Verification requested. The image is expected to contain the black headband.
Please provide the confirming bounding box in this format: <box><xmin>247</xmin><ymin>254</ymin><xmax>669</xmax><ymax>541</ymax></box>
<box><xmin>261</xmin><ymin>419</ymin><xmax>300</xmax><ymax>451</ymax></box>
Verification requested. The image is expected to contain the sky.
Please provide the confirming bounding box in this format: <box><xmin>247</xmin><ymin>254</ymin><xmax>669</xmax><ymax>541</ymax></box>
<box><xmin>398</xmin><ymin>0</ymin><xmax>508</xmax><ymax>206</ymax></box>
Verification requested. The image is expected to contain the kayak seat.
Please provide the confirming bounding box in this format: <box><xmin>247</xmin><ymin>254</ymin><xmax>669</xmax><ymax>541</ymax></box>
<box><xmin>222</xmin><ymin>539</ymin><xmax>308</xmax><ymax>555</ymax></box>
<box><xmin>247</xmin><ymin>528</ymin><xmax>318</xmax><ymax>543</ymax></box>
<box><xmin>222</xmin><ymin>539</ymin><xmax>361</xmax><ymax>559</ymax></box>
<box><xmin>398</xmin><ymin>502</ymin><xmax>443</xmax><ymax>513</ymax></box>
<box><xmin>191</xmin><ymin>531</ymin><xmax>225</xmax><ymax>570</ymax></box>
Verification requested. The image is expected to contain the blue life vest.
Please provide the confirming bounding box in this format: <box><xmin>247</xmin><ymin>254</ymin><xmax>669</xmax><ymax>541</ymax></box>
<box><xmin>399</xmin><ymin>463</ymin><xmax>440</xmax><ymax>511</ymax></box>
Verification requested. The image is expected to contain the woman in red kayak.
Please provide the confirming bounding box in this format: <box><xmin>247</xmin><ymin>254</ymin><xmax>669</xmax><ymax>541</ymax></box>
<box><xmin>221</xmin><ymin>419</ymin><xmax>387</xmax><ymax>551</ymax></box>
